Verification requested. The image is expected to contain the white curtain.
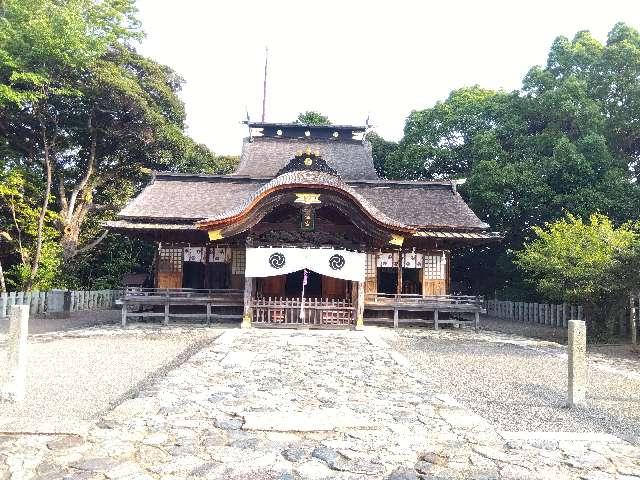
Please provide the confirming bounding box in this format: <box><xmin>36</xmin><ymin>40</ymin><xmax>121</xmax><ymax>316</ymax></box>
<box><xmin>245</xmin><ymin>247</ymin><xmax>365</xmax><ymax>282</ymax></box>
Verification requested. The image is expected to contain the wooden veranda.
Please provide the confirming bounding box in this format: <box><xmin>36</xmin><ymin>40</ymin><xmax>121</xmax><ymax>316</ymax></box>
<box><xmin>118</xmin><ymin>288</ymin><xmax>243</xmax><ymax>325</ymax></box>
<box><xmin>365</xmin><ymin>293</ymin><xmax>484</xmax><ymax>330</ymax></box>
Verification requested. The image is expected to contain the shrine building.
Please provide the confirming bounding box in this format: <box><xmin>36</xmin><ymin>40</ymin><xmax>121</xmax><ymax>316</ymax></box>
<box><xmin>107</xmin><ymin>122</ymin><xmax>498</xmax><ymax>328</ymax></box>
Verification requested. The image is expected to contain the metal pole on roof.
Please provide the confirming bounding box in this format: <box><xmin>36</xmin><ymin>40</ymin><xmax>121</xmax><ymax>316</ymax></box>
<box><xmin>261</xmin><ymin>46</ymin><xmax>268</xmax><ymax>122</ymax></box>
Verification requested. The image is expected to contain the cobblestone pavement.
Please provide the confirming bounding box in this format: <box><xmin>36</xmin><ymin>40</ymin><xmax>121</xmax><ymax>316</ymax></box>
<box><xmin>1</xmin><ymin>328</ymin><xmax>640</xmax><ymax>479</ymax></box>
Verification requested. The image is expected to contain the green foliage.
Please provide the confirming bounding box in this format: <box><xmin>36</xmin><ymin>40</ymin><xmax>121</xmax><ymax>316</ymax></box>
<box><xmin>0</xmin><ymin>166</ymin><xmax>62</xmax><ymax>289</ymax></box>
<box><xmin>61</xmin><ymin>234</ymin><xmax>154</xmax><ymax>289</ymax></box>
<box><xmin>0</xmin><ymin>0</ymin><xmax>222</xmax><ymax>288</ymax></box>
<box><xmin>388</xmin><ymin>23</ymin><xmax>640</xmax><ymax>298</ymax></box>
<box><xmin>515</xmin><ymin>213</ymin><xmax>637</xmax><ymax>336</ymax></box>
<box><xmin>295</xmin><ymin>111</ymin><xmax>331</xmax><ymax>126</ymax></box>
<box><xmin>515</xmin><ymin>214</ymin><xmax>635</xmax><ymax>303</ymax></box>
<box><xmin>365</xmin><ymin>131</ymin><xmax>397</xmax><ymax>177</ymax></box>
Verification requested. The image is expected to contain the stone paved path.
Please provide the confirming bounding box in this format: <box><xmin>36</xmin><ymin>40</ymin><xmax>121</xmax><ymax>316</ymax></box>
<box><xmin>1</xmin><ymin>328</ymin><xmax>640</xmax><ymax>479</ymax></box>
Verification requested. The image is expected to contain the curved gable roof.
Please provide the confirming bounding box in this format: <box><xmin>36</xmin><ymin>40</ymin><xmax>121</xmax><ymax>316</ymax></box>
<box><xmin>115</xmin><ymin>173</ymin><xmax>488</xmax><ymax>231</ymax></box>
<box><xmin>195</xmin><ymin>170</ymin><xmax>411</xmax><ymax>232</ymax></box>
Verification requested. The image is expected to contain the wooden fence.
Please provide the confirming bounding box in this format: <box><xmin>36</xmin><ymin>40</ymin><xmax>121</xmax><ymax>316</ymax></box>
<box><xmin>486</xmin><ymin>299</ymin><xmax>583</xmax><ymax>328</ymax></box>
<box><xmin>0</xmin><ymin>289</ymin><xmax>121</xmax><ymax>318</ymax></box>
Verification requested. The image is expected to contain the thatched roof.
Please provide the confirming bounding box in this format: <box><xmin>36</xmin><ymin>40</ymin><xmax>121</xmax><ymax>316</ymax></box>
<box><xmin>110</xmin><ymin>124</ymin><xmax>494</xmax><ymax>239</ymax></box>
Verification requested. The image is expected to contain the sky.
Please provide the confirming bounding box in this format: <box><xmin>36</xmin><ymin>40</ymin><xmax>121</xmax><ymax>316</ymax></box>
<box><xmin>136</xmin><ymin>1</ymin><xmax>640</xmax><ymax>155</ymax></box>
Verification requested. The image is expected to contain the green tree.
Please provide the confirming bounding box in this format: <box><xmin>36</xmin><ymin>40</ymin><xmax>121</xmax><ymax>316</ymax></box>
<box><xmin>0</xmin><ymin>167</ymin><xmax>62</xmax><ymax>290</ymax></box>
<box><xmin>365</xmin><ymin>131</ymin><xmax>397</xmax><ymax>177</ymax></box>
<box><xmin>515</xmin><ymin>213</ymin><xmax>636</xmax><ymax>336</ymax></box>
<box><xmin>0</xmin><ymin>0</ymin><xmax>219</xmax><ymax>288</ymax></box>
<box><xmin>295</xmin><ymin>111</ymin><xmax>331</xmax><ymax>125</ymax></box>
<box><xmin>388</xmin><ymin>24</ymin><xmax>640</xmax><ymax>298</ymax></box>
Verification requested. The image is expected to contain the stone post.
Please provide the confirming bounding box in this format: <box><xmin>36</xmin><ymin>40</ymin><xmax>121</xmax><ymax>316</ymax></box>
<box><xmin>630</xmin><ymin>294</ymin><xmax>637</xmax><ymax>346</ymax></box>
<box><xmin>46</xmin><ymin>289</ymin><xmax>66</xmax><ymax>318</ymax></box>
<box><xmin>567</xmin><ymin>320</ymin><xmax>587</xmax><ymax>407</ymax></box>
<box><xmin>1</xmin><ymin>305</ymin><xmax>29</xmax><ymax>402</ymax></box>
<box><xmin>241</xmin><ymin>276</ymin><xmax>253</xmax><ymax>329</ymax></box>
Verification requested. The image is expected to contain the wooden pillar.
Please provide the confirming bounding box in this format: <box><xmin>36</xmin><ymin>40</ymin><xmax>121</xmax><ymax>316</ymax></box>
<box><xmin>355</xmin><ymin>280</ymin><xmax>365</xmax><ymax>331</ymax></box>
<box><xmin>206</xmin><ymin>303</ymin><xmax>212</xmax><ymax>325</ymax></box>
<box><xmin>474</xmin><ymin>311</ymin><xmax>480</xmax><ymax>333</ymax></box>
<box><xmin>242</xmin><ymin>276</ymin><xmax>253</xmax><ymax>329</ymax></box>
<box><xmin>163</xmin><ymin>302</ymin><xmax>170</xmax><ymax>326</ymax></box>
<box><xmin>396</xmin><ymin>252</ymin><xmax>403</xmax><ymax>296</ymax></box>
<box><xmin>393</xmin><ymin>307</ymin><xmax>399</xmax><ymax>329</ymax></box>
<box><xmin>434</xmin><ymin>309</ymin><xmax>439</xmax><ymax>330</ymax></box>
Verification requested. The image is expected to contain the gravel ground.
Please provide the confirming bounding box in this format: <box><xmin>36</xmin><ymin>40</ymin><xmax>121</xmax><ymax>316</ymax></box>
<box><xmin>0</xmin><ymin>324</ymin><xmax>223</xmax><ymax>429</ymax></box>
<box><xmin>479</xmin><ymin>314</ymin><xmax>569</xmax><ymax>343</ymax></box>
<box><xmin>390</xmin><ymin>327</ymin><xmax>640</xmax><ymax>445</ymax></box>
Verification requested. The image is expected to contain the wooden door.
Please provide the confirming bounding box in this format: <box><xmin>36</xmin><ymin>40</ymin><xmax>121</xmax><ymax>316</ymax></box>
<box><xmin>261</xmin><ymin>275</ymin><xmax>286</xmax><ymax>297</ymax></box>
<box><xmin>157</xmin><ymin>246</ymin><xmax>183</xmax><ymax>289</ymax></box>
<box><xmin>157</xmin><ymin>272</ymin><xmax>182</xmax><ymax>289</ymax></box>
<box><xmin>423</xmin><ymin>280</ymin><xmax>446</xmax><ymax>296</ymax></box>
<box><xmin>422</xmin><ymin>251</ymin><xmax>447</xmax><ymax>296</ymax></box>
<box><xmin>322</xmin><ymin>276</ymin><xmax>347</xmax><ymax>299</ymax></box>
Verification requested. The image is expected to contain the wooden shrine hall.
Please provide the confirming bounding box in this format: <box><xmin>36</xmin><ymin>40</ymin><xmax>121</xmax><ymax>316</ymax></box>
<box><xmin>107</xmin><ymin>122</ymin><xmax>499</xmax><ymax>329</ymax></box>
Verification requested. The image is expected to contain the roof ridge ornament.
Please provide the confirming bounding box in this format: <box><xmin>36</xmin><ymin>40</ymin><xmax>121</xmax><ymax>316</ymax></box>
<box><xmin>275</xmin><ymin>150</ymin><xmax>338</xmax><ymax>177</ymax></box>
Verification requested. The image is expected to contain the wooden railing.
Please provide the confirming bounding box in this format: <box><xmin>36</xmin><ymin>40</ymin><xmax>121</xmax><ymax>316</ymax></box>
<box><xmin>118</xmin><ymin>288</ymin><xmax>244</xmax><ymax>326</ymax></box>
<box><xmin>252</xmin><ymin>297</ymin><xmax>355</xmax><ymax>327</ymax></box>
<box><xmin>365</xmin><ymin>293</ymin><xmax>484</xmax><ymax>311</ymax></box>
<box><xmin>123</xmin><ymin>287</ymin><xmax>243</xmax><ymax>300</ymax></box>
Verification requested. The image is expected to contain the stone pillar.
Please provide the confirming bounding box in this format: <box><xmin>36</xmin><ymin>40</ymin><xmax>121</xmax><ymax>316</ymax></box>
<box><xmin>630</xmin><ymin>294</ymin><xmax>637</xmax><ymax>346</ymax></box>
<box><xmin>355</xmin><ymin>280</ymin><xmax>365</xmax><ymax>331</ymax></box>
<box><xmin>1</xmin><ymin>305</ymin><xmax>29</xmax><ymax>402</ymax></box>
<box><xmin>242</xmin><ymin>276</ymin><xmax>253</xmax><ymax>329</ymax></box>
<box><xmin>567</xmin><ymin>320</ymin><xmax>587</xmax><ymax>407</ymax></box>
<box><xmin>46</xmin><ymin>289</ymin><xmax>66</xmax><ymax>318</ymax></box>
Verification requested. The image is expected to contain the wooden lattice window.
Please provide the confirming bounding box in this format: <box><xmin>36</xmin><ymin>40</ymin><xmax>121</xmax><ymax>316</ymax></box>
<box><xmin>231</xmin><ymin>248</ymin><xmax>246</xmax><ymax>275</ymax></box>
<box><xmin>158</xmin><ymin>246</ymin><xmax>183</xmax><ymax>273</ymax></box>
<box><xmin>366</xmin><ymin>254</ymin><xmax>376</xmax><ymax>276</ymax></box>
<box><xmin>424</xmin><ymin>253</ymin><xmax>445</xmax><ymax>280</ymax></box>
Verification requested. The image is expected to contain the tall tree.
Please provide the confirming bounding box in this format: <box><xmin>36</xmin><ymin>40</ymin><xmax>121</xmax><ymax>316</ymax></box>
<box><xmin>0</xmin><ymin>0</ymin><xmax>220</xmax><ymax>288</ymax></box>
<box><xmin>387</xmin><ymin>24</ymin><xmax>640</xmax><ymax>297</ymax></box>
<box><xmin>365</xmin><ymin>131</ymin><xmax>397</xmax><ymax>177</ymax></box>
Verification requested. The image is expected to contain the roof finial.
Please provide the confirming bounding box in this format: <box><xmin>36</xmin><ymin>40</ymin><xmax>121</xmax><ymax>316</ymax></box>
<box><xmin>261</xmin><ymin>46</ymin><xmax>268</xmax><ymax>122</ymax></box>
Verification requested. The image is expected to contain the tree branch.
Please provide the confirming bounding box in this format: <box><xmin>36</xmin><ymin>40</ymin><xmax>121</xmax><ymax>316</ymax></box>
<box><xmin>27</xmin><ymin>110</ymin><xmax>53</xmax><ymax>290</ymax></box>
<box><xmin>74</xmin><ymin>230</ymin><xmax>108</xmax><ymax>256</ymax></box>
<box><xmin>68</xmin><ymin>109</ymin><xmax>97</xmax><ymax>219</ymax></box>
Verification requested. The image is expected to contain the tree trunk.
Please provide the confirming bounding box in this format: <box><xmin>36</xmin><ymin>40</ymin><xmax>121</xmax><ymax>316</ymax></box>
<box><xmin>60</xmin><ymin>223</ymin><xmax>82</xmax><ymax>261</ymax></box>
<box><xmin>25</xmin><ymin>128</ymin><xmax>53</xmax><ymax>291</ymax></box>
<box><xmin>0</xmin><ymin>259</ymin><xmax>6</xmax><ymax>293</ymax></box>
